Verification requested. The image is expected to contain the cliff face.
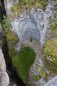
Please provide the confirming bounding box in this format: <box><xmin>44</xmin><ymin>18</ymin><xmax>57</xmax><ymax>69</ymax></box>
<box><xmin>0</xmin><ymin>20</ymin><xmax>9</xmax><ymax>86</ymax></box>
<box><xmin>0</xmin><ymin>49</ymin><xmax>9</xmax><ymax>86</ymax></box>
<box><xmin>3</xmin><ymin>0</ymin><xmax>56</xmax><ymax>86</ymax></box>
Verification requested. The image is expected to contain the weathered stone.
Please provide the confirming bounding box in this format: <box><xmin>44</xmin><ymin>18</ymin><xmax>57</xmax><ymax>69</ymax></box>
<box><xmin>0</xmin><ymin>49</ymin><xmax>6</xmax><ymax>71</ymax></box>
<box><xmin>0</xmin><ymin>49</ymin><xmax>9</xmax><ymax>86</ymax></box>
<box><xmin>0</xmin><ymin>68</ymin><xmax>9</xmax><ymax>86</ymax></box>
<box><xmin>4</xmin><ymin>0</ymin><xmax>55</xmax><ymax>86</ymax></box>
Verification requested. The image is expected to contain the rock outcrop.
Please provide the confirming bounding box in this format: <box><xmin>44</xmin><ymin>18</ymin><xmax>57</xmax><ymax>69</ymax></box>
<box><xmin>4</xmin><ymin>0</ymin><xmax>56</xmax><ymax>86</ymax></box>
<box><xmin>0</xmin><ymin>49</ymin><xmax>9</xmax><ymax>86</ymax></box>
<box><xmin>4</xmin><ymin>0</ymin><xmax>54</xmax><ymax>51</ymax></box>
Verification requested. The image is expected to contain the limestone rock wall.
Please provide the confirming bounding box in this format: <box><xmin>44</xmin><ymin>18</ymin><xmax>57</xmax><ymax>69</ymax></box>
<box><xmin>4</xmin><ymin>0</ymin><xmax>55</xmax><ymax>86</ymax></box>
<box><xmin>4</xmin><ymin>0</ymin><xmax>54</xmax><ymax>51</ymax></box>
<box><xmin>0</xmin><ymin>49</ymin><xmax>9</xmax><ymax>86</ymax></box>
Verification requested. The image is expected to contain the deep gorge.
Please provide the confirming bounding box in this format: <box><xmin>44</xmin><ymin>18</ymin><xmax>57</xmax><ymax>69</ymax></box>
<box><xmin>0</xmin><ymin>0</ymin><xmax>57</xmax><ymax>86</ymax></box>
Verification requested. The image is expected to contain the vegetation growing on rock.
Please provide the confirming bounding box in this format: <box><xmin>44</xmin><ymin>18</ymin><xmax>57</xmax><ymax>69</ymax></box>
<box><xmin>12</xmin><ymin>46</ymin><xmax>36</xmax><ymax>85</ymax></box>
<box><xmin>50</xmin><ymin>13</ymin><xmax>57</xmax><ymax>30</ymax></box>
<box><xmin>32</xmin><ymin>74</ymin><xmax>40</xmax><ymax>81</ymax></box>
<box><xmin>9</xmin><ymin>0</ymin><xmax>48</xmax><ymax>18</ymax></box>
<box><xmin>43</xmin><ymin>37</ymin><xmax>57</xmax><ymax>74</ymax></box>
<box><xmin>42</xmin><ymin>9</ymin><xmax>57</xmax><ymax>75</ymax></box>
<box><xmin>2</xmin><ymin>16</ymin><xmax>19</xmax><ymax>57</ymax></box>
<box><xmin>2</xmin><ymin>16</ymin><xmax>10</xmax><ymax>29</ymax></box>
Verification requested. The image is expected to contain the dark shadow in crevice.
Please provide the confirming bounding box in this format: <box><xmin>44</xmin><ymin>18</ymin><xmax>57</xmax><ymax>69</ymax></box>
<box><xmin>0</xmin><ymin>0</ymin><xmax>6</xmax><ymax>18</ymax></box>
<box><xmin>0</xmin><ymin>0</ymin><xmax>26</xmax><ymax>86</ymax></box>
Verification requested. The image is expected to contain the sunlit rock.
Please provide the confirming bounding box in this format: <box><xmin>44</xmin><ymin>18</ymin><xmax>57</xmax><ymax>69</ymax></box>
<box><xmin>0</xmin><ymin>49</ymin><xmax>9</xmax><ymax>86</ymax></box>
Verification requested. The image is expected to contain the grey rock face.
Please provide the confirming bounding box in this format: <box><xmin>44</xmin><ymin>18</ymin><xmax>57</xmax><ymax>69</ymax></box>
<box><xmin>4</xmin><ymin>0</ymin><xmax>54</xmax><ymax>50</ymax></box>
<box><xmin>9</xmin><ymin>2</ymin><xmax>54</xmax><ymax>51</ymax></box>
<box><xmin>4</xmin><ymin>0</ymin><xmax>55</xmax><ymax>86</ymax></box>
<box><xmin>0</xmin><ymin>49</ymin><xmax>9</xmax><ymax>86</ymax></box>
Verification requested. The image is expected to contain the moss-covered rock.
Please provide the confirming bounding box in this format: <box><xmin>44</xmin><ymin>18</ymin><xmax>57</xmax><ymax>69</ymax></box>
<box><xmin>32</xmin><ymin>74</ymin><xmax>40</xmax><ymax>82</ymax></box>
<box><xmin>2</xmin><ymin>16</ymin><xmax>19</xmax><ymax>57</ymax></box>
<box><xmin>42</xmin><ymin>11</ymin><xmax>57</xmax><ymax>75</ymax></box>
<box><xmin>42</xmin><ymin>37</ymin><xmax>57</xmax><ymax>74</ymax></box>
<box><xmin>4</xmin><ymin>28</ymin><xmax>19</xmax><ymax>57</ymax></box>
<box><xmin>12</xmin><ymin>46</ymin><xmax>36</xmax><ymax>85</ymax></box>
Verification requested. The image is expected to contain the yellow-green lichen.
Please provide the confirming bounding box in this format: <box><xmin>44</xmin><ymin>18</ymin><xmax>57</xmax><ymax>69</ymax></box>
<box><xmin>36</xmin><ymin>65</ymin><xmax>48</xmax><ymax>79</ymax></box>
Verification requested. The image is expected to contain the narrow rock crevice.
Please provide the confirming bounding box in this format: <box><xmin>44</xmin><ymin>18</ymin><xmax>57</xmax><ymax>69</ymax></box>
<box><xmin>0</xmin><ymin>0</ymin><xmax>26</xmax><ymax>86</ymax></box>
<box><xmin>0</xmin><ymin>0</ymin><xmax>6</xmax><ymax>18</ymax></box>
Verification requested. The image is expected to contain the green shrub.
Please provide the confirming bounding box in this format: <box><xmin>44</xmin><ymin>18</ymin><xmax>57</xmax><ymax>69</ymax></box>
<box><xmin>33</xmin><ymin>74</ymin><xmax>40</xmax><ymax>81</ymax></box>
<box><xmin>54</xmin><ymin>0</ymin><xmax>57</xmax><ymax>5</ymax></box>
<box><xmin>2</xmin><ymin>15</ymin><xmax>10</xmax><ymax>29</ymax></box>
<box><xmin>12</xmin><ymin>46</ymin><xmax>36</xmax><ymax>84</ymax></box>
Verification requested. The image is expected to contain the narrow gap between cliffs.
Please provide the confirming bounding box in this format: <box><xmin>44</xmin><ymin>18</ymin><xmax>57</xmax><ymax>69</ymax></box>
<box><xmin>0</xmin><ymin>0</ymin><xmax>26</xmax><ymax>86</ymax></box>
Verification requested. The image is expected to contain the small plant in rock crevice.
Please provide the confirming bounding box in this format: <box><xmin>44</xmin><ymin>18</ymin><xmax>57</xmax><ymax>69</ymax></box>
<box><xmin>2</xmin><ymin>15</ymin><xmax>10</xmax><ymax>30</ymax></box>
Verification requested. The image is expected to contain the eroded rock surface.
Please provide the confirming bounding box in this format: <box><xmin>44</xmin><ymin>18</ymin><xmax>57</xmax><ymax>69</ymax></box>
<box><xmin>0</xmin><ymin>49</ymin><xmax>9</xmax><ymax>86</ymax></box>
<box><xmin>4</xmin><ymin>0</ymin><xmax>55</xmax><ymax>86</ymax></box>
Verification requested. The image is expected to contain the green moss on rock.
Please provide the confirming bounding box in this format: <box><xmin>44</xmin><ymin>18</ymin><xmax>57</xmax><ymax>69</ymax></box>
<box><xmin>3</xmin><ymin>29</ymin><xmax>18</xmax><ymax>57</ymax></box>
<box><xmin>2</xmin><ymin>16</ymin><xmax>19</xmax><ymax>62</ymax></box>
<box><xmin>50</xmin><ymin>13</ymin><xmax>57</xmax><ymax>30</ymax></box>
<box><xmin>32</xmin><ymin>74</ymin><xmax>40</xmax><ymax>81</ymax></box>
<box><xmin>42</xmin><ymin>10</ymin><xmax>57</xmax><ymax>75</ymax></box>
<box><xmin>4</xmin><ymin>28</ymin><xmax>19</xmax><ymax>57</ymax></box>
<box><xmin>12</xmin><ymin>46</ymin><xmax>36</xmax><ymax>85</ymax></box>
